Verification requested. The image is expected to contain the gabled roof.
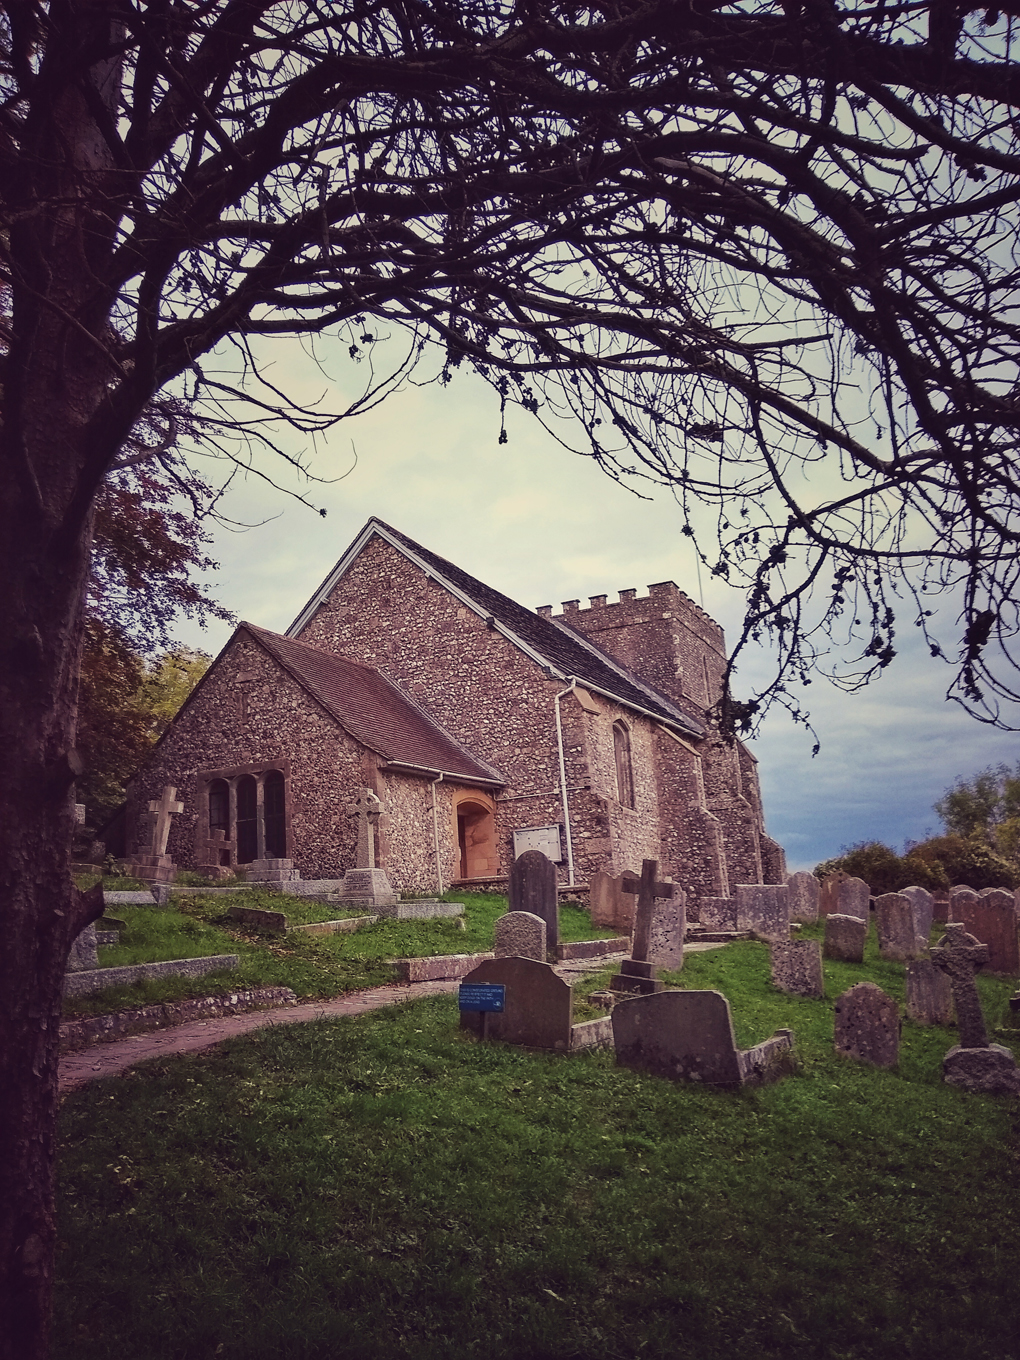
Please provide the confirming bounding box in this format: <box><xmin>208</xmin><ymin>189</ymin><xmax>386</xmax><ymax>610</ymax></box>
<box><xmin>287</xmin><ymin>517</ymin><xmax>703</xmax><ymax>738</ymax></box>
<box><xmin>243</xmin><ymin>624</ymin><xmax>504</xmax><ymax>786</ymax></box>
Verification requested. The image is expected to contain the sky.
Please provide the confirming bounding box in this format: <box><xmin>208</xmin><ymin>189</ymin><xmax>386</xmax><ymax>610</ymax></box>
<box><xmin>169</xmin><ymin>335</ymin><xmax>1017</xmax><ymax>875</ymax></box>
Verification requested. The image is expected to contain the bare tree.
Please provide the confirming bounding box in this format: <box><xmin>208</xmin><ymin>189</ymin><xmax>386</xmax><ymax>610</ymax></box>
<box><xmin>1</xmin><ymin>2</ymin><xmax>1018</xmax><ymax>1351</ymax></box>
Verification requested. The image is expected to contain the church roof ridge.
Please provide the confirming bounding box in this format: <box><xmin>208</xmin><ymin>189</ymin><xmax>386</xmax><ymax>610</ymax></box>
<box><xmin>287</xmin><ymin>517</ymin><xmax>703</xmax><ymax>739</ymax></box>
<box><xmin>242</xmin><ymin>622</ymin><xmax>504</xmax><ymax>786</ymax></box>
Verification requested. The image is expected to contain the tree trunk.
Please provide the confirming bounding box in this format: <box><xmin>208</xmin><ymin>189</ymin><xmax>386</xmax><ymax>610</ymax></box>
<box><xmin>0</xmin><ymin>5</ymin><xmax>129</xmax><ymax>1353</ymax></box>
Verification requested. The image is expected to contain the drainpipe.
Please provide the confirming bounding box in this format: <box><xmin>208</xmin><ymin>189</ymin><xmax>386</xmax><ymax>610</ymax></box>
<box><xmin>554</xmin><ymin>679</ymin><xmax>577</xmax><ymax>886</ymax></box>
<box><xmin>430</xmin><ymin>772</ymin><xmax>445</xmax><ymax>896</ymax></box>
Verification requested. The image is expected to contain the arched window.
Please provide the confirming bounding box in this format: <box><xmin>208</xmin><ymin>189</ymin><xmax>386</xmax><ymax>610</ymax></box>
<box><xmin>264</xmin><ymin>769</ymin><xmax>287</xmax><ymax>858</ymax></box>
<box><xmin>613</xmin><ymin>721</ymin><xmax>635</xmax><ymax>809</ymax></box>
<box><xmin>236</xmin><ymin>775</ymin><xmax>258</xmax><ymax>863</ymax></box>
<box><xmin>208</xmin><ymin>779</ymin><xmax>229</xmax><ymax>836</ymax></box>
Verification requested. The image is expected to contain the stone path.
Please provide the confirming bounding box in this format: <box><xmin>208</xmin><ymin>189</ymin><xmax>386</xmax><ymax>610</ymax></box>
<box><xmin>59</xmin><ymin>946</ymin><xmax>724</xmax><ymax>1094</ymax></box>
<box><xmin>58</xmin><ymin>980</ymin><xmax>460</xmax><ymax>1094</ymax></box>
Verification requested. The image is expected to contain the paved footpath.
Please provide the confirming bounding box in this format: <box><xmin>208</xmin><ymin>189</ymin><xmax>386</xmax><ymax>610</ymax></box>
<box><xmin>58</xmin><ymin>980</ymin><xmax>461</xmax><ymax>1094</ymax></box>
<box><xmin>57</xmin><ymin>947</ymin><xmax>720</xmax><ymax>1095</ymax></box>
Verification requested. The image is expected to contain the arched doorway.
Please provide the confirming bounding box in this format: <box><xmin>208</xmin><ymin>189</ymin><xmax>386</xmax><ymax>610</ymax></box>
<box><xmin>456</xmin><ymin>797</ymin><xmax>497</xmax><ymax>879</ymax></box>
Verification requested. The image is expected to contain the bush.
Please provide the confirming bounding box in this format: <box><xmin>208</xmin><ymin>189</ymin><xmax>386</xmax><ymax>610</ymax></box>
<box><xmin>907</xmin><ymin>834</ymin><xmax>1018</xmax><ymax>891</ymax></box>
<box><xmin>815</xmin><ymin>835</ymin><xmax>1015</xmax><ymax>894</ymax></box>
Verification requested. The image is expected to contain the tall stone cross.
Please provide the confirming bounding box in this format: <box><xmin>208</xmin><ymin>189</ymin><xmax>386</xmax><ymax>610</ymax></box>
<box><xmin>346</xmin><ymin>788</ymin><xmax>383</xmax><ymax>870</ymax></box>
<box><xmin>931</xmin><ymin>923</ymin><xmax>990</xmax><ymax>1049</ymax></box>
<box><xmin>147</xmin><ymin>785</ymin><xmax>184</xmax><ymax>857</ymax></box>
<box><xmin>622</xmin><ymin>859</ymin><xmax>675</xmax><ymax>963</ymax></box>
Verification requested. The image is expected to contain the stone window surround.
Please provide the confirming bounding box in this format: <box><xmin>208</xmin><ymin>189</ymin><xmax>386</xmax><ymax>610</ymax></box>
<box><xmin>197</xmin><ymin>760</ymin><xmax>293</xmax><ymax>865</ymax></box>
<box><xmin>613</xmin><ymin>720</ymin><xmax>635</xmax><ymax>809</ymax></box>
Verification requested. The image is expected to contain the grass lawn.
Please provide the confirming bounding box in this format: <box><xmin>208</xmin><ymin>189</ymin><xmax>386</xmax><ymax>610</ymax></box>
<box><xmin>56</xmin><ymin>925</ymin><xmax>1020</xmax><ymax>1360</ymax></box>
<box><xmin>64</xmin><ymin>890</ymin><xmax>613</xmax><ymax>1018</ymax></box>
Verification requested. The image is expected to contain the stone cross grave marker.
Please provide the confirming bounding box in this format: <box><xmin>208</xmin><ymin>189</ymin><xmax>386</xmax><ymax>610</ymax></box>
<box><xmin>610</xmin><ymin>859</ymin><xmax>674</xmax><ymax>994</ymax></box>
<box><xmin>148</xmin><ymin>785</ymin><xmax>184</xmax><ymax>856</ymax></box>
<box><xmin>509</xmin><ymin>849</ymin><xmax>559</xmax><ymax>952</ymax></box>
<box><xmin>346</xmin><ymin>788</ymin><xmax>383</xmax><ymax>870</ymax></box>
<box><xmin>930</xmin><ymin>922</ymin><xmax>1020</xmax><ymax>1094</ymax></box>
<box><xmin>930</xmin><ymin>923</ymin><xmax>990</xmax><ymax>1049</ymax></box>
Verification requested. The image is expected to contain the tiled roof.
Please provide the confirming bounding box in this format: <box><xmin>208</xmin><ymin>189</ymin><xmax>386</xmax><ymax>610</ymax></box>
<box><xmin>244</xmin><ymin>624</ymin><xmax>504</xmax><ymax>785</ymax></box>
<box><xmin>366</xmin><ymin>519</ymin><xmax>703</xmax><ymax>737</ymax></box>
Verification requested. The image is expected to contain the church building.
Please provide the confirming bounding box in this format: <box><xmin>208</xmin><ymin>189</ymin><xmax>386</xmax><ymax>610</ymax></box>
<box><xmin>125</xmin><ymin>517</ymin><xmax>785</xmax><ymax>905</ymax></box>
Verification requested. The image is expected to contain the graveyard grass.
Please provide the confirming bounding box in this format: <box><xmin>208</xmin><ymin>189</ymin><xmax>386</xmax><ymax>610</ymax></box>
<box><xmin>63</xmin><ymin>890</ymin><xmax>613</xmax><ymax>1017</ymax></box>
<box><xmin>56</xmin><ymin>922</ymin><xmax>1020</xmax><ymax>1360</ymax></box>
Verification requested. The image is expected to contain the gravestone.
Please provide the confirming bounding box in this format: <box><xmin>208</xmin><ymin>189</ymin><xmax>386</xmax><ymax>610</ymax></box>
<box><xmin>647</xmin><ymin>883</ymin><xmax>686</xmax><ymax>971</ymax></box>
<box><xmin>66</xmin><ymin>924</ymin><xmax>99</xmax><ymax>973</ymax></box>
<box><xmin>509</xmin><ymin>849</ymin><xmax>559</xmax><ymax>952</ymax></box>
<box><xmin>905</xmin><ymin>959</ymin><xmax>954</xmax><ymax>1026</ymax></box>
<box><xmin>818</xmin><ymin>869</ymin><xmax>849</xmax><ymax>917</ymax></box>
<box><xmin>459</xmin><ymin>956</ymin><xmax>572</xmax><ymax>1050</ymax></box>
<box><xmin>589</xmin><ymin>870</ymin><xmax>617</xmax><ymax>928</ymax></box>
<box><xmin>931</xmin><ymin>891</ymin><xmax>951</xmax><ymax>924</ymax></box>
<box><xmin>337</xmin><ymin>788</ymin><xmax>398</xmax><ymax>907</ymax></box>
<box><xmin>931</xmin><ymin>922</ymin><xmax>1020</xmax><ymax>1094</ymax></box>
<box><xmin>126</xmin><ymin>784</ymin><xmax>183</xmax><ymax>883</ymax></box>
<box><xmin>836</xmin><ymin>877</ymin><xmax>870</xmax><ymax>924</ymax></box>
<box><xmin>612</xmin><ymin>990</ymin><xmax>793</xmax><ymax>1088</ymax></box>
<box><xmin>735</xmin><ymin>884</ymin><xmax>790</xmax><ymax>944</ymax></box>
<box><xmin>949</xmin><ymin>887</ymin><xmax>1019</xmax><ymax>975</ymax></box>
<box><xmin>823</xmin><ymin>913</ymin><xmax>868</xmax><ymax>963</ymax></box>
<box><xmin>834</xmin><ymin>982</ymin><xmax>900</xmax><ymax>1067</ymax></box>
<box><xmin>899</xmin><ymin>885</ymin><xmax>935</xmax><ymax>952</ymax></box>
<box><xmin>699</xmin><ymin>897</ymin><xmax>737</xmax><ymax>931</ymax></box>
<box><xmin>771</xmin><ymin>940</ymin><xmax>824</xmax><ymax>998</ymax></box>
<box><xmin>786</xmin><ymin>871</ymin><xmax>820</xmax><ymax>924</ymax></box>
<box><xmin>609</xmin><ymin>860</ymin><xmax>675</xmax><ymax>995</ymax></box>
<box><xmin>875</xmin><ymin>893</ymin><xmax>921</xmax><ymax>962</ymax></box>
<box><xmin>494</xmin><ymin>911</ymin><xmax>547</xmax><ymax>962</ymax></box>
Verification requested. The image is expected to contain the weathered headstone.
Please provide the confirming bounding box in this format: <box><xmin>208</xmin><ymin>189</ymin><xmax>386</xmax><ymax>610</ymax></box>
<box><xmin>931</xmin><ymin>891</ymin><xmax>951</xmax><ymax>923</ymax></box>
<box><xmin>647</xmin><ymin>883</ymin><xmax>686</xmax><ymax>971</ymax></box>
<box><xmin>612</xmin><ymin>990</ymin><xmax>793</xmax><ymax>1088</ymax></box>
<box><xmin>931</xmin><ymin>922</ymin><xmax>1020</xmax><ymax>1094</ymax></box>
<box><xmin>786</xmin><ymin>871</ymin><xmax>820</xmax><ymax>924</ymax></box>
<box><xmin>459</xmin><ymin>956</ymin><xmax>572</xmax><ymax>1050</ymax></box>
<box><xmin>589</xmin><ymin>870</ymin><xmax>617</xmax><ymax>928</ymax></box>
<box><xmin>823</xmin><ymin>913</ymin><xmax>868</xmax><ymax>963</ymax></box>
<box><xmin>875</xmin><ymin>893</ymin><xmax>921</xmax><ymax>962</ymax></box>
<box><xmin>338</xmin><ymin>788</ymin><xmax>398</xmax><ymax>907</ymax></box>
<box><xmin>899</xmin><ymin>885</ymin><xmax>935</xmax><ymax>952</ymax></box>
<box><xmin>609</xmin><ymin>860</ymin><xmax>674</xmax><ymax>995</ymax></box>
<box><xmin>818</xmin><ymin>869</ymin><xmax>849</xmax><ymax>917</ymax></box>
<box><xmin>834</xmin><ymin>982</ymin><xmax>900</xmax><ymax>1067</ymax></box>
<box><xmin>509</xmin><ymin>849</ymin><xmax>559</xmax><ymax>952</ymax></box>
<box><xmin>494</xmin><ymin>910</ymin><xmax>547</xmax><ymax>962</ymax></box>
<box><xmin>735</xmin><ymin>884</ymin><xmax>790</xmax><ymax>944</ymax></box>
<box><xmin>66</xmin><ymin>924</ymin><xmax>99</xmax><ymax>973</ymax></box>
<box><xmin>698</xmin><ymin>896</ymin><xmax>737</xmax><ymax>931</ymax></box>
<box><xmin>837</xmin><ymin>877</ymin><xmax>870</xmax><ymax>924</ymax></box>
<box><xmin>771</xmin><ymin>940</ymin><xmax>824</xmax><ymax>998</ymax></box>
<box><xmin>905</xmin><ymin>959</ymin><xmax>954</xmax><ymax>1026</ymax></box>
<box><xmin>126</xmin><ymin>783</ymin><xmax>184</xmax><ymax>883</ymax></box>
<box><xmin>949</xmin><ymin>887</ymin><xmax>1019</xmax><ymax>975</ymax></box>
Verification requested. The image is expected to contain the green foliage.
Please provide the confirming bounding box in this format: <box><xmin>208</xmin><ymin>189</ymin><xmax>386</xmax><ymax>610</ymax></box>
<box><xmin>934</xmin><ymin>763</ymin><xmax>1020</xmax><ymax>873</ymax></box>
<box><xmin>813</xmin><ymin>842</ymin><xmax>948</xmax><ymax>894</ymax></box>
<box><xmin>136</xmin><ymin>647</ymin><xmax>210</xmax><ymax>738</ymax></box>
<box><xmin>907</xmin><ymin>835</ymin><xmax>1018</xmax><ymax>892</ymax></box>
<box><xmin>55</xmin><ymin>935</ymin><xmax>1020</xmax><ymax>1360</ymax></box>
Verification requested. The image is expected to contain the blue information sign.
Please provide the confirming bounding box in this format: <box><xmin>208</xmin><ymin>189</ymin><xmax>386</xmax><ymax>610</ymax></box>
<box><xmin>458</xmin><ymin>983</ymin><xmax>506</xmax><ymax>1013</ymax></box>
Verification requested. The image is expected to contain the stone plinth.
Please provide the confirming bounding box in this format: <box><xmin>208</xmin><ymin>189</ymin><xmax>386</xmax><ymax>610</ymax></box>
<box><xmin>771</xmin><ymin>940</ymin><xmax>824</xmax><ymax>998</ymax></box>
<box><xmin>245</xmin><ymin>858</ymin><xmax>300</xmax><ymax>884</ymax></box>
<box><xmin>337</xmin><ymin>868</ymin><xmax>398</xmax><ymax>908</ymax></box>
<box><xmin>609</xmin><ymin>958</ymin><xmax>663</xmax><ymax>996</ymax></box>
<box><xmin>124</xmin><ymin>852</ymin><xmax>175</xmax><ymax>885</ymax></box>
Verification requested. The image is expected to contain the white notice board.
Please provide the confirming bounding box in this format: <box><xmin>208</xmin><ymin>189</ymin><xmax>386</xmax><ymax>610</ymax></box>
<box><xmin>512</xmin><ymin>825</ymin><xmax>563</xmax><ymax>862</ymax></box>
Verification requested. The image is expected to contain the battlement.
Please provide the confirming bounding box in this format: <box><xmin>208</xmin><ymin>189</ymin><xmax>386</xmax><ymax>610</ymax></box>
<box><xmin>536</xmin><ymin>581</ymin><xmax>724</xmax><ymax>650</ymax></box>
